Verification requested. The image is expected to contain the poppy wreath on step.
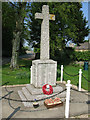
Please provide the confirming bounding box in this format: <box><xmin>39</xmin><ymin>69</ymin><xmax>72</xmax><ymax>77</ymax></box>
<box><xmin>42</xmin><ymin>84</ymin><xmax>53</xmax><ymax>95</ymax></box>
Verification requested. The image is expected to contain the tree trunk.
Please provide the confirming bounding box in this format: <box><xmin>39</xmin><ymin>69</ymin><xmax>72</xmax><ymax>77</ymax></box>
<box><xmin>10</xmin><ymin>30</ymin><xmax>21</xmax><ymax>69</ymax></box>
<box><xmin>10</xmin><ymin>2</ymin><xmax>26</xmax><ymax>69</ymax></box>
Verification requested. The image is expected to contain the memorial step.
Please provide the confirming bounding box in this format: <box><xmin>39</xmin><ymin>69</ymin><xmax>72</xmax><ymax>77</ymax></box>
<box><xmin>22</xmin><ymin>87</ymin><xmax>35</xmax><ymax>100</ymax></box>
<box><xmin>26</xmin><ymin>84</ymin><xmax>64</xmax><ymax>95</ymax></box>
<box><xmin>22</xmin><ymin>89</ymin><xmax>66</xmax><ymax>101</ymax></box>
<box><xmin>18</xmin><ymin>90</ymin><xmax>66</xmax><ymax>107</ymax></box>
<box><xmin>22</xmin><ymin>86</ymin><xmax>65</xmax><ymax>100</ymax></box>
<box><xmin>26</xmin><ymin>84</ymin><xmax>43</xmax><ymax>95</ymax></box>
<box><xmin>18</xmin><ymin>90</ymin><xmax>29</xmax><ymax>107</ymax></box>
<box><xmin>18</xmin><ymin>84</ymin><xmax>66</xmax><ymax>107</ymax></box>
<box><xmin>18</xmin><ymin>90</ymin><xmax>33</xmax><ymax>107</ymax></box>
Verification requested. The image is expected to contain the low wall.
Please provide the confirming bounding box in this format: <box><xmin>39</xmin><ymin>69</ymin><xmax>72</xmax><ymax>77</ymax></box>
<box><xmin>75</xmin><ymin>61</ymin><xmax>90</xmax><ymax>66</ymax></box>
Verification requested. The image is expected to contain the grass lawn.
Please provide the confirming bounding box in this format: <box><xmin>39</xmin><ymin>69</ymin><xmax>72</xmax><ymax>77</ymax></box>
<box><xmin>2</xmin><ymin>59</ymin><xmax>32</xmax><ymax>85</ymax></box>
<box><xmin>2</xmin><ymin>59</ymin><xmax>89</xmax><ymax>91</ymax></box>
<box><xmin>57</xmin><ymin>64</ymin><xmax>89</xmax><ymax>91</ymax></box>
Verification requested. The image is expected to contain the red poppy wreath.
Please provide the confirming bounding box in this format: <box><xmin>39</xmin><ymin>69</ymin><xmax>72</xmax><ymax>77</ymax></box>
<box><xmin>42</xmin><ymin>84</ymin><xmax>53</xmax><ymax>95</ymax></box>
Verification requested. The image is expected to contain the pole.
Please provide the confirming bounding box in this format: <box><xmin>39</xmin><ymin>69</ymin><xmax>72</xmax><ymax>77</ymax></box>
<box><xmin>79</xmin><ymin>69</ymin><xmax>82</xmax><ymax>91</ymax></box>
<box><xmin>61</xmin><ymin>65</ymin><xmax>63</xmax><ymax>83</ymax></box>
<box><xmin>30</xmin><ymin>66</ymin><xmax>32</xmax><ymax>84</ymax></box>
<box><xmin>65</xmin><ymin>80</ymin><xmax>72</xmax><ymax>118</ymax></box>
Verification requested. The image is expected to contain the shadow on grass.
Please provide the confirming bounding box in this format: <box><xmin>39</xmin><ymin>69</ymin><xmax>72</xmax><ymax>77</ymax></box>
<box><xmin>2</xmin><ymin>58</ymin><xmax>32</xmax><ymax>69</ymax></box>
<box><xmin>18</xmin><ymin>59</ymin><xmax>32</xmax><ymax>68</ymax></box>
<box><xmin>2</xmin><ymin>59</ymin><xmax>32</xmax><ymax>85</ymax></box>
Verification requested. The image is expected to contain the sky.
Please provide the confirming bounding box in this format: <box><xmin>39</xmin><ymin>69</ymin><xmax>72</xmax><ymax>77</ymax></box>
<box><xmin>81</xmin><ymin>2</ymin><xmax>89</xmax><ymax>40</ymax></box>
<box><xmin>81</xmin><ymin>2</ymin><xmax>88</xmax><ymax>21</ymax></box>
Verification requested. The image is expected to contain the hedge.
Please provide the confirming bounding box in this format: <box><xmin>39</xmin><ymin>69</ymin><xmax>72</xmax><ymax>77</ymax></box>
<box><xmin>75</xmin><ymin>51</ymin><xmax>90</xmax><ymax>61</ymax></box>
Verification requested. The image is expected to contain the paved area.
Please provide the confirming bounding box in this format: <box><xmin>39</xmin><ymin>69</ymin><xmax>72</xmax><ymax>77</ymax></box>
<box><xmin>1</xmin><ymin>53</ymin><xmax>89</xmax><ymax>119</ymax></box>
<box><xmin>1</xmin><ymin>83</ymin><xmax>89</xmax><ymax>119</ymax></box>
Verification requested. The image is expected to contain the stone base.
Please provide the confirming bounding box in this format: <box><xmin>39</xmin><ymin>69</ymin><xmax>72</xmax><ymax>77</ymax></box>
<box><xmin>31</xmin><ymin>59</ymin><xmax>57</xmax><ymax>88</ymax></box>
<box><xmin>18</xmin><ymin>84</ymin><xmax>66</xmax><ymax>107</ymax></box>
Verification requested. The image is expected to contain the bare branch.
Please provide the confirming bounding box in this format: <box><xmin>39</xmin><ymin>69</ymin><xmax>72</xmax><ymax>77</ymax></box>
<box><xmin>9</xmin><ymin>1</ymin><xmax>18</xmax><ymax>8</ymax></box>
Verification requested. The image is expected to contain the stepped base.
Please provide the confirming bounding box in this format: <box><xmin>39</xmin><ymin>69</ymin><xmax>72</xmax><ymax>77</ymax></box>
<box><xmin>18</xmin><ymin>84</ymin><xmax>66</xmax><ymax>107</ymax></box>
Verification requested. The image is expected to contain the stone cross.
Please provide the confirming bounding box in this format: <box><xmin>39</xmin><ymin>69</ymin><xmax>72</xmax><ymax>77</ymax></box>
<box><xmin>35</xmin><ymin>5</ymin><xmax>55</xmax><ymax>60</ymax></box>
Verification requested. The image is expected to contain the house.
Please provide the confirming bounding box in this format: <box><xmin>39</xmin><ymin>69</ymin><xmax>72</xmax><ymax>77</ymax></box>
<box><xmin>75</xmin><ymin>42</ymin><xmax>89</xmax><ymax>52</ymax></box>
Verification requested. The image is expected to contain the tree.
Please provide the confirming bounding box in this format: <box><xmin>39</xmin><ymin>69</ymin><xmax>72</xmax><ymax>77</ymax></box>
<box><xmin>2</xmin><ymin>2</ymin><xmax>16</xmax><ymax>57</ymax></box>
<box><xmin>9</xmin><ymin>2</ymin><xmax>31</xmax><ymax>69</ymax></box>
<box><xmin>2</xmin><ymin>2</ymin><xmax>31</xmax><ymax>69</ymax></box>
<box><xmin>29</xmin><ymin>2</ymin><xmax>89</xmax><ymax>61</ymax></box>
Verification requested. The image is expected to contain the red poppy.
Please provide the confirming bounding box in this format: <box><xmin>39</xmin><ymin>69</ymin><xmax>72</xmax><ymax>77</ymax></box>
<box><xmin>42</xmin><ymin>84</ymin><xmax>53</xmax><ymax>95</ymax></box>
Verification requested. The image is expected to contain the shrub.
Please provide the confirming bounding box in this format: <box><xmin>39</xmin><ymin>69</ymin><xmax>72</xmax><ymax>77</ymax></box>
<box><xmin>75</xmin><ymin>51</ymin><xmax>90</xmax><ymax>61</ymax></box>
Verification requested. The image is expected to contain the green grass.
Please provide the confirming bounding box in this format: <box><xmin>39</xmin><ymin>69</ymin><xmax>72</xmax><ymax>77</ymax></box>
<box><xmin>57</xmin><ymin>65</ymin><xmax>89</xmax><ymax>90</ymax></box>
<box><xmin>2</xmin><ymin>59</ymin><xmax>32</xmax><ymax>85</ymax></box>
<box><xmin>2</xmin><ymin>59</ymin><xmax>89</xmax><ymax>90</ymax></box>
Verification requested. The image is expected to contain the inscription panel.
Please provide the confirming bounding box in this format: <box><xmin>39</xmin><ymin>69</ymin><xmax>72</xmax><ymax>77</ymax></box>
<box><xmin>32</xmin><ymin>60</ymin><xmax>57</xmax><ymax>87</ymax></box>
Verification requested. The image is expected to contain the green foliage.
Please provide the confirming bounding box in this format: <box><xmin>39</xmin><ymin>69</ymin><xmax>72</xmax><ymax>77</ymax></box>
<box><xmin>2</xmin><ymin>2</ymin><xmax>16</xmax><ymax>56</ymax></box>
<box><xmin>2</xmin><ymin>2</ymin><xmax>31</xmax><ymax>57</ymax></box>
<box><xmin>19</xmin><ymin>47</ymin><xmax>26</xmax><ymax>55</ymax></box>
<box><xmin>72</xmin><ymin>63</ymin><xmax>80</xmax><ymax>67</ymax></box>
<box><xmin>24</xmin><ymin>46</ymin><xmax>29</xmax><ymax>50</ymax></box>
<box><xmin>29</xmin><ymin>2</ymin><xmax>89</xmax><ymax>59</ymax></box>
<box><xmin>51</xmin><ymin>47</ymin><xmax>75</xmax><ymax>65</ymax></box>
<box><xmin>52</xmin><ymin>48</ymin><xmax>90</xmax><ymax>64</ymax></box>
<box><xmin>75</xmin><ymin>51</ymin><xmax>90</xmax><ymax>61</ymax></box>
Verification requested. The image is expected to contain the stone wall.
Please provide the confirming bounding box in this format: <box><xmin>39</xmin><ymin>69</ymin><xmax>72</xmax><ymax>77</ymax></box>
<box><xmin>75</xmin><ymin>61</ymin><xmax>90</xmax><ymax>66</ymax></box>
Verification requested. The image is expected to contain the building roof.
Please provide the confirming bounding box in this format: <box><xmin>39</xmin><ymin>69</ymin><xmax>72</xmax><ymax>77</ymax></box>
<box><xmin>75</xmin><ymin>42</ymin><xmax>89</xmax><ymax>50</ymax></box>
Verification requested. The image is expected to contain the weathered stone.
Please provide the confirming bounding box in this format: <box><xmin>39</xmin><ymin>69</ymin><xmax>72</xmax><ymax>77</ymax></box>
<box><xmin>30</xmin><ymin>5</ymin><xmax>57</xmax><ymax>88</ymax></box>
<box><xmin>26</xmin><ymin>84</ymin><xmax>42</xmax><ymax>95</ymax></box>
<box><xmin>22</xmin><ymin>87</ymin><xmax>34</xmax><ymax>100</ymax></box>
<box><xmin>26</xmin><ymin>84</ymin><xmax>63</xmax><ymax>95</ymax></box>
<box><xmin>18</xmin><ymin>85</ymin><xmax>66</xmax><ymax>107</ymax></box>
<box><xmin>31</xmin><ymin>60</ymin><xmax>57</xmax><ymax>88</ymax></box>
<box><xmin>53</xmin><ymin>85</ymin><xmax>63</xmax><ymax>92</ymax></box>
<box><xmin>35</xmin><ymin>5</ymin><xmax>55</xmax><ymax>60</ymax></box>
<box><xmin>18</xmin><ymin>90</ymin><xmax>29</xmax><ymax>107</ymax></box>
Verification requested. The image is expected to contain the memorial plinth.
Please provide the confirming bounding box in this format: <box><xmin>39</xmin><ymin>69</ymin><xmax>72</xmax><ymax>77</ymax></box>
<box><xmin>32</xmin><ymin>59</ymin><xmax>57</xmax><ymax>88</ymax></box>
<box><xmin>17</xmin><ymin>5</ymin><xmax>63</xmax><ymax>108</ymax></box>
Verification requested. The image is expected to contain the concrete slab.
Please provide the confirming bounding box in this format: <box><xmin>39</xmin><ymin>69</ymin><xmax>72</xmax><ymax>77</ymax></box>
<box><xmin>19</xmin><ymin>84</ymin><xmax>66</xmax><ymax>107</ymax></box>
<box><xmin>26</xmin><ymin>84</ymin><xmax>63</xmax><ymax>95</ymax></box>
<box><xmin>1</xmin><ymin>84</ymin><xmax>89</xmax><ymax>119</ymax></box>
<box><xmin>18</xmin><ymin>90</ymin><xmax>28</xmax><ymax>107</ymax></box>
<box><xmin>18</xmin><ymin>90</ymin><xmax>33</xmax><ymax>107</ymax></box>
<box><xmin>26</xmin><ymin>84</ymin><xmax>42</xmax><ymax>95</ymax></box>
<box><xmin>18</xmin><ymin>84</ymin><xmax>66</xmax><ymax>107</ymax></box>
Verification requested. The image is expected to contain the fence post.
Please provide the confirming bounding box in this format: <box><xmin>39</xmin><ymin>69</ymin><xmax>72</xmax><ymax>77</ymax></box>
<box><xmin>65</xmin><ymin>80</ymin><xmax>72</xmax><ymax>118</ymax></box>
<box><xmin>61</xmin><ymin>65</ymin><xmax>63</xmax><ymax>83</ymax></box>
<box><xmin>79</xmin><ymin>69</ymin><xmax>82</xmax><ymax>91</ymax></box>
<box><xmin>30</xmin><ymin>66</ymin><xmax>32</xmax><ymax>84</ymax></box>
